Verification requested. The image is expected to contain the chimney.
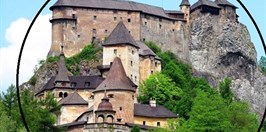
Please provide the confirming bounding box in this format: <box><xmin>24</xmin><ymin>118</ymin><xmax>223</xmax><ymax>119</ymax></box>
<box><xmin>149</xmin><ymin>98</ymin><xmax>156</xmax><ymax>107</ymax></box>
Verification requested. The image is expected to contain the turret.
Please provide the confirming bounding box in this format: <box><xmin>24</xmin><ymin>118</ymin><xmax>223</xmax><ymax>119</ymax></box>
<box><xmin>180</xmin><ymin>0</ymin><xmax>190</xmax><ymax>22</ymax></box>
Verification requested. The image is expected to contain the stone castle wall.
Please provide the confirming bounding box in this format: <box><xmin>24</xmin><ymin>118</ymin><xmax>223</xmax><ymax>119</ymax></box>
<box><xmin>59</xmin><ymin>105</ymin><xmax>88</xmax><ymax>124</ymax></box>
<box><xmin>103</xmin><ymin>45</ymin><xmax>139</xmax><ymax>85</ymax></box>
<box><xmin>49</xmin><ymin>7</ymin><xmax>141</xmax><ymax>57</ymax></box>
<box><xmin>139</xmin><ymin>56</ymin><xmax>161</xmax><ymax>82</ymax></box>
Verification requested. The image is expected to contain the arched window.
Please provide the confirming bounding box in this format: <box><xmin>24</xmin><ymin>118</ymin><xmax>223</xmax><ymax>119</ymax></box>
<box><xmin>97</xmin><ymin>115</ymin><xmax>104</xmax><ymax>123</ymax></box>
<box><xmin>59</xmin><ymin>92</ymin><xmax>63</xmax><ymax>97</ymax></box>
<box><xmin>107</xmin><ymin>115</ymin><xmax>114</xmax><ymax>123</ymax></box>
<box><xmin>64</xmin><ymin>92</ymin><xmax>68</xmax><ymax>97</ymax></box>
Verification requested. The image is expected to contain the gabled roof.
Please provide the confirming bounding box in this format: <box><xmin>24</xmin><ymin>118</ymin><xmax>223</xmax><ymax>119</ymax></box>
<box><xmin>36</xmin><ymin>76</ymin><xmax>104</xmax><ymax>96</ymax></box>
<box><xmin>180</xmin><ymin>0</ymin><xmax>190</xmax><ymax>6</ymax></box>
<box><xmin>103</xmin><ymin>21</ymin><xmax>139</xmax><ymax>48</ymax></box>
<box><xmin>50</xmin><ymin>0</ymin><xmax>185</xmax><ymax>21</ymax></box>
<box><xmin>58</xmin><ymin>92</ymin><xmax>88</xmax><ymax>105</ymax></box>
<box><xmin>191</xmin><ymin>0</ymin><xmax>221</xmax><ymax>11</ymax></box>
<box><xmin>93</xmin><ymin>57</ymin><xmax>136</xmax><ymax>93</ymax></box>
<box><xmin>134</xmin><ymin>104</ymin><xmax>177</xmax><ymax>118</ymax></box>
<box><xmin>215</xmin><ymin>0</ymin><xmax>237</xmax><ymax>8</ymax></box>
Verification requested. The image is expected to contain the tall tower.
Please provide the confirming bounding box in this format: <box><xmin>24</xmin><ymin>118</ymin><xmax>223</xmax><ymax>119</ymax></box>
<box><xmin>102</xmin><ymin>21</ymin><xmax>140</xmax><ymax>85</ymax></box>
<box><xmin>180</xmin><ymin>0</ymin><xmax>191</xmax><ymax>23</ymax></box>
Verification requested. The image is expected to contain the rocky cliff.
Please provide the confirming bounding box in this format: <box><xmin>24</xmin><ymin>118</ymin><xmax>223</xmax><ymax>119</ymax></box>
<box><xmin>189</xmin><ymin>14</ymin><xmax>266</xmax><ymax>117</ymax></box>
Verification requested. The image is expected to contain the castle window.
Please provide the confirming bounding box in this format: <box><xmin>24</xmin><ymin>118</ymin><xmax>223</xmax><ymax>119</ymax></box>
<box><xmin>157</xmin><ymin>122</ymin><xmax>160</xmax><ymax>126</ymax></box>
<box><xmin>77</xmin><ymin>34</ymin><xmax>80</xmax><ymax>38</ymax></box>
<box><xmin>143</xmin><ymin>38</ymin><xmax>146</xmax><ymax>41</ymax></box>
<box><xmin>155</xmin><ymin>62</ymin><xmax>158</xmax><ymax>67</ymax></box>
<box><xmin>129</xmin><ymin>31</ymin><xmax>131</xmax><ymax>34</ymax></box>
<box><xmin>64</xmin><ymin>92</ymin><xmax>68</xmax><ymax>97</ymax></box>
<box><xmin>131</xmin><ymin>61</ymin><xmax>133</xmax><ymax>66</ymax></box>
<box><xmin>71</xmin><ymin>82</ymin><xmax>76</xmax><ymax>88</ymax></box>
<box><xmin>172</xmin><ymin>29</ymin><xmax>175</xmax><ymax>32</ymax></box>
<box><xmin>144</xmin><ymin>21</ymin><xmax>147</xmax><ymax>25</ymax></box>
<box><xmin>59</xmin><ymin>92</ymin><xmax>63</xmax><ymax>97</ymax></box>
<box><xmin>92</xmin><ymin>29</ymin><xmax>96</xmax><ymax>34</ymax></box>
<box><xmin>131</xmin><ymin>74</ymin><xmax>133</xmax><ymax>79</ymax></box>
<box><xmin>117</xmin><ymin>119</ymin><xmax>122</xmax><ymax>122</ymax></box>
<box><xmin>132</xmin><ymin>50</ymin><xmax>135</xmax><ymax>55</ymax></box>
<box><xmin>105</xmin><ymin>29</ymin><xmax>108</xmax><ymax>33</ymax></box>
<box><xmin>119</xmin><ymin>107</ymin><xmax>122</xmax><ymax>111</ymax></box>
<box><xmin>72</xmin><ymin>14</ymin><xmax>76</xmax><ymax>19</ymax></box>
<box><xmin>135</xmin><ymin>76</ymin><xmax>137</xmax><ymax>82</ymax></box>
<box><xmin>120</xmin><ymin>17</ymin><xmax>123</xmax><ymax>20</ymax></box>
<box><xmin>151</xmin><ymin>70</ymin><xmax>154</xmax><ymax>74</ymax></box>
<box><xmin>93</xmin><ymin>15</ymin><xmax>97</xmax><ymax>20</ymax></box>
<box><xmin>128</xmin><ymin>18</ymin><xmax>131</xmax><ymax>23</ymax></box>
<box><xmin>159</xmin><ymin>24</ymin><xmax>162</xmax><ymax>29</ymax></box>
<box><xmin>114</xmin><ymin>17</ymin><xmax>117</xmax><ymax>21</ymax></box>
<box><xmin>114</xmin><ymin>49</ymin><xmax>117</xmax><ymax>55</ymax></box>
<box><xmin>143</xmin><ymin>121</ymin><xmax>146</xmax><ymax>125</ymax></box>
<box><xmin>108</xmin><ymin>94</ymin><xmax>114</xmax><ymax>98</ymax></box>
<box><xmin>85</xmin><ymin>82</ymin><xmax>90</xmax><ymax>87</ymax></box>
<box><xmin>110</xmin><ymin>62</ymin><xmax>113</xmax><ymax>66</ymax></box>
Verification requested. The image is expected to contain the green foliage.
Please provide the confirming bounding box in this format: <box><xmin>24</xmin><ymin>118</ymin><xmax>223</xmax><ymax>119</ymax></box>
<box><xmin>262</xmin><ymin>120</ymin><xmax>266</xmax><ymax>132</ymax></box>
<box><xmin>183</xmin><ymin>90</ymin><xmax>230</xmax><ymax>132</ymax></box>
<box><xmin>46</xmin><ymin>56</ymin><xmax>60</xmax><ymax>63</ymax></box>
<box><xmin>259</xmin><ymin>56</ymin><xmax>266</xmax><ymax>75</ymax></box>
<box><xmin>65</xmin><ymin>44</ymin><xmax>102</xmax><ymax>75</ymax></box>
<box><xmin>143</xmin><ymin>42</ymin><xmax>260</xmax><ymax>131</ymax></box>
<box><xmin>131</xmin><ymin>125</ymin><xmax>141</xmax><ymax>132</ymax></box>
<box><xmin>218</xmin><ymin>77</ymin><xmax>234</xmax><ymax>103</ymax></box>
<box><xmin>29</xmin><ymin>75</ymin><xmax>37</xmax><ymax>86</ymax></box>
<box><xmin>227</xmin><ymin>101</ymin><xmax>258</xmax><ymax>131</ymax></box>
<box><xmin>139</xmin><ymin>73</ymin><xmax>182</xmax><ymax>114</ymax></box>
<box><xmin>145</xmin><ymin>41</ymin><xmax>162</xmax><ymax>54</ymax></box>
<box><xmin>0</xmin><ymin>85</ymin><xmax>62</xmax><ymax>132</ymax></box>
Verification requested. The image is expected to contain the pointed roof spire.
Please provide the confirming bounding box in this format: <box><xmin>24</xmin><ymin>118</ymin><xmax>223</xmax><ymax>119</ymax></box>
<box><xmin>180</xmin><ymin>0</ymin><xmax>190</xmax><ymax>6</ymax></box>
<box><xmin>58</xmin><ymin>92</ymin><xmax>88</xmax><ymax>105</ymax></box>
<box><xmin>93</xmin><ymin>57</ymin><xmax>135</xmax><ymax>93</ymax></box>
<box><xmin>102</xmin><ymin>21</ymin><xmax>139</xmax><ymax>49</ymax></box>
<box><xmin>55</xmin><ymin>45</ymin><xmax>70</xmax><ymax>85</ymax></box>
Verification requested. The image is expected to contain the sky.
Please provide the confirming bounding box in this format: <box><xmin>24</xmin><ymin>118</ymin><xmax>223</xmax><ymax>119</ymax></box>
<box><xmin>0</xmin><ymin>0</ymin><xmax>265</xmax><ymax>93</ymax></box>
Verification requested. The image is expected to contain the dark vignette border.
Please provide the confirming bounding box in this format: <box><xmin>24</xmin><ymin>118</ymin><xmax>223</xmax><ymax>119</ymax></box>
<box><xmin>15</xmin><ymin>0</ymin><xmax>265</xmax><ymax>132</ymax></box>
<box><xmin>16</xmin><ymin>0</ymin><xmax>51</xmax><ymax>131</ymax></box>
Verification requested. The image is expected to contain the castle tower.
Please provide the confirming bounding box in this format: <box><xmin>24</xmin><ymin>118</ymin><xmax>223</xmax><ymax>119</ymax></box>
<box><xmin>215</xmin><ymin>0</ymin><xmax>238</xmax><ymax>22</ymax></box>
<box><xmin>95</xmin><ymin>91</ymin><xmax>116</xmax><ymax>123</ymax></box>
<box><xmin>54</xmin><ymin>45</ymin><xmax>71</xmax><ymax>101</ymax></box>
<box><xmin>93</xmin><ymin>57</ymin><xmax>136</xmax><ymax>124</ymax></box>
<box><xmin>180</xmin><ymin>0</ymin><xmax>190</xmax><ymax>23</ymax></box>
<box><xmin>102</xmin><ymin>21</ymin><xmax>140</xmax><ymax>85</ymax></box>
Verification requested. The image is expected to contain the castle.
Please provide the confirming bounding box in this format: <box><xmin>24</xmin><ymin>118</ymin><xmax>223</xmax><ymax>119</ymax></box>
<box><xmin>36</xmin><ymin>0</ymin><xmax>239</xmax><ymax>131</ymax></box>
<box><xmin>48</xmin><ymin>0</ymin><xmax>238</xmax><ymax>61</ymax></box>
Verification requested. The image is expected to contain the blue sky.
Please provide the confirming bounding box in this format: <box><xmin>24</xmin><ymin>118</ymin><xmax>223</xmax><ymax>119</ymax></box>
<box><xmin>0</xmin><ymin>0</ymin><xmax>265</xmax><ymax>92</ymax></box>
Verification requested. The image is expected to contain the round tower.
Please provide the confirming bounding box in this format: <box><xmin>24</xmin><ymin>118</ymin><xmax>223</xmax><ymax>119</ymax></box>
<box><xmin>180</xmin><ymin>0</ymin><xmax>191</xmax><ymax>23</ymax></box>
<box><xmin>95</xmin><ymin>93</ymin><xmax>116</xmax><ymax>123</ymax></box>
<box><xmin>93</xmin><ymin>57</ymin><xmax>136</xmax><ymax>124</ymax></box>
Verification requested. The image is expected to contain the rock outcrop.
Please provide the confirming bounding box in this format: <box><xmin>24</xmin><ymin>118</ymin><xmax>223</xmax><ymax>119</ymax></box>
<box><xmin>189</xmin><ymin>14</ymin><xmax>266</xmax><ymax>117</ymax></box>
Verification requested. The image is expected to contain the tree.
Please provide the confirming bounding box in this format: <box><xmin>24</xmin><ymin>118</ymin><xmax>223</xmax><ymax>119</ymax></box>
<box><xmin>131</xmin><ymin>125</ymin><xmax>141</xmax><ymax>132</ymax></box>
<box><xmin>138</xmin><ymin>73</ymin><xmax>182</xmax><ymax>114</ymax></box>
<box><xmin>227</xmin><ymin>101</ymin><xmax>258</xmax><ymax>131</ymax></box>
<box><xmin>259</xmin><ymin>56</ymin><xmax>266</xmax><ymax>75</ymax></box>
<box><xmin>184</xmin><ymin>90</ymin><xmax>230</xmax><ymax>132</ymax></box>
<box><xmin>218</xmin><ymin>77</ymin><xmax>234</xmax><ymax>103</ymax></box>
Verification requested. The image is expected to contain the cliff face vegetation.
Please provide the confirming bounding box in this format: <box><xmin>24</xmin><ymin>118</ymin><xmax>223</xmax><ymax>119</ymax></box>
<box><xmin>189</xmin><ymin>14</ymin><xmax>266</xmax><ymax>117</ymax></box>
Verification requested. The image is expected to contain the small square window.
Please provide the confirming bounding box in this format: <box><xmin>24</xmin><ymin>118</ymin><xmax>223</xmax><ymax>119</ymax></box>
<box><xmin>157</xmin><ymin>122</ymin><xmax>160</xmax><ymax>126</ymax></box>
<box><xmin>144</xmin><ymin>21</ymin><xmax>147</xmax><ymax>25</ymax></box>
<box><xmin>119</xmin><ymin>107</ymin><xmax>122</xmax><ymax>111</ymax></box>
<box><xmin>159</xmin><ymin>24</ymin><xmax>162</xmax><ymax>29</ymax></box>
<box><xmin>85</xmin><ymin>82</ymin><xmax>90</xmax><ymax>87</ymax></box>
<box><xmin>143</xmin><ymin>121</ymin><xmax>146</xmax><ymax>125</ymax></box>
<box><xmin>135</xmin><ymin>76</ymin><xmax>137</xmax><ymax>81</ymax></box>
<box><xmin>132</xmin><ymin>50</ymin><xmax>134</xmax><ymax>55</ymax></box>
<box><xmin>155</xmin><ymin>62</ymin><xmax>158</xmax><ymax>67</ymax></box>
<box><xmin>128</xmin><ymin>18</ymin><xmax>131</xmax><ymax>23</ymax></box>
<box><xmin>93</xmin><ymin>29</ymin><xmax>96</xmax><ymax>34</ymax></box>
<box><xmin>93</xmin><ymin>16</ymin><xmax>97</xmax><ymax>20</ymax></box>
<box><xmin>131</xmin><ymin>61</ymin><xmax>133</xmax><ymax>66</ymax></box>
<box><xmin>143</xmin><ymin>38</ymin><xmax>146</xmax><ymax>42</ymax></box>
<box><xmin>117</xmin><ymin>119</ymin><xmax>122</xmax><ymax>122</ymax></box>
<box><xmin>110</xmin><ymin>62</ymin><xmax>113</xmax><ymax>65</ymax></box>
<box><xmin>120</xmin><ymin>17</ymin><xmax>123</xmax><ymax>20</ymax></box>
<box><xmin>105</xmin><ymin>29</ymin><xmax>108</xmax><ymax>33</ymax></box>
<box><xmin>114</xmin><ymin>49</ymin><xmax>117</xmax><ymax>54</ymax></box>
<box><xmin>151</xmin><ymin>70</ymin><xmax>154</xmax><ymax>74</ymax></box>
<box><xmin>131</xmin><ymin>74</ymin><xmax>133</xmax><ymax>79</ymax></box>
<box><xmin>114</xmin><ymin>17</ymin><xmax>117</xmax><ymax>20</ymax></box>
<box><xmin>72</xmin><ymin>14</ymin><xmax>76</xmax><ymax>19</ymax></box>
<box><xmin>172</xmin><ymin>29</ymin><xmax>175</xmax><ymax>32</ymax></box>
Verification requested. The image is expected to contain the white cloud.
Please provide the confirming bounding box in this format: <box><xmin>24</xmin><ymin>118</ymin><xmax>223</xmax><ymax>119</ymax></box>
<box><xmin>0</xmin><ymin>14</ymin><xmax>52</xmax><ymax>92</ymax></box>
